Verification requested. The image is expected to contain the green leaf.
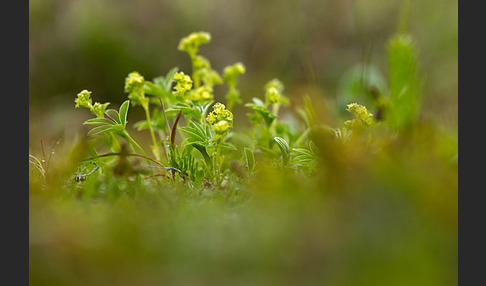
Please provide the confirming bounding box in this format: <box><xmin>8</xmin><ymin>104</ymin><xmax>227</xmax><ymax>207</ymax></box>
<box><xmin>144</xmin><ymin>81</ymin><xmax>165</xmax><ymax>98</ymax></box>
<box><xmin>83</xmin><ymin>118</ymin><xmax>114</xmax><ymax>126</ymax></box>
<box><xmin>220</xmin><ymin>142</ymin><xmax>237</xmax><ymax>151</ymax></box>
<box><xmin>291</xmin><ymin>148</ymin><xmax>314</xmax><ymax>163</ymax></box>
<box><xmin>243</xmin><ymin>147</ymin><xmax>255</xmax><ymax>174</ymax></box>
<box><xmin>251</xmin><ymin>97</ymin><xmax>266</xmax><ymax>107</ymax></box>
<box><xmin>180</xmin><ymin>122</ymin><xmax>209</xmax><ymax>144</ymax></box>
<box><xmin>118</xmin><ymin>100</ymin><xmax>130</xmax><ymax>128</ymax></box>
<box><xmin>87</xmin><ymin>125</ymin><xmax>116</xmax><ymax>136</ymax></box>
<box><xmin>245</xmin><ymin>102</ymin><xmax>277</xmax><ymax>127</ymax></box>
<box><xmin>167</xmin><ymin>103</ymin><xmax>202</xmax><ymax>121</ymax></box>
<box><xmin>164</xmin><ymin>67</ymin><xmax>179</xmax><ymax>92</ymax></box>
<box><xmin>336</xmin><ymin>63</ymin><xmax>388</xmax><ymax>114</ymax></box>
<box><xmin>105</xmin><ymin>109</ymin><xmax>121</xmax><ymax>124</ymax></box>
<box><xmin>274</xmin><ymin>136</ymin><xmax>290</xmax><ymax>166</ymax></box>
<box><xmin>182</xmin><ymin>137</ymin><xmax>205</xmax><ymax>146</ymax></box>
<box><xmin>386</xmin><ymin>33</ymin><xmax>421</xmax><ymax>129</ymax></box>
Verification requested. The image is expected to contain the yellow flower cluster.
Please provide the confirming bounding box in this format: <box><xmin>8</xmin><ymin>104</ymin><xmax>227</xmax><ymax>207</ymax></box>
<box><xmin>124</xmin><ymin>72</ymin><xmax>144</xmax><ymax>94</ymax></box>
<box><xmin>345</xmin><ymin>103</ymin><xmax>374</xmax><ymax>127</ymax></box>
<box><xmin>91</xmin><ymin>102</ymin><xmax>110</xmax><ymax>118</ymax></box>
<box><xmin>223</xmin><ymin>62</ymin><xmax>246</xmax><ymax>88</ymax></box>
<box><xmin>178</xmin><ymin>32</ymin><xmax>211</xmax><ymax>57</ymax></box>
<box><xmin>206</xmin><ymin>103</ymin><xmax>233</xmax><ymax>134</ymax></box>
<box><xmin>264</xmin><ymin>78</ymin><xmax>285</xmax><ymax>105</ymax></box>
<box><xmin>265</xmin><ymin>87</ymin><xmax>281</xmax><ymax>105</ymax></box>
<box><xmin>74</xmin><ymin>90</ymin><xmax>92</xmax><ymax>109</ymax></box>
<box><xmin>74</xmin><ymin>90</ymin><xmax>109</xmax><ymax>118</ymax></box>
<box><xmin>264</xmin><ymin>78</ymin><xmax>284</xmax><ymax>93</ymax></box>
<box><xmin>189</xmin><ymin>86</ymin><xmax>213</xmax><ymax>103</ymax></box>
<box><xmin>211</xmin><ymin>120</ymin><xmax>230</xmax><ymax>135</ymax></box>
<box><xmin>173</xmin><ymin>72</ymin><xmax>193</xmax><ymax>97</ymax></box>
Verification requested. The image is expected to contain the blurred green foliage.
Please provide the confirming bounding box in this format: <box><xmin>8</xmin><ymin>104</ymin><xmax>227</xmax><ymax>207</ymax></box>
<box><xmin>29</xmin><ymin>0</ymin><xmax>457</xmax><ymax>110</ymax></box>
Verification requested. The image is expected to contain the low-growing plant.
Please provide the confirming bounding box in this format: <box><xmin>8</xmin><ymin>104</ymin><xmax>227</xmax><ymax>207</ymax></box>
<box><xmin>34</xmin><ymin>29</ymin><xmax>426</xmax><ymax>194</ymax></box>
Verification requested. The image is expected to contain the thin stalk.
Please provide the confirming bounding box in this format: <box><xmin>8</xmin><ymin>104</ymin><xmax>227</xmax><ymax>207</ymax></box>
<box><xmin>171</xmin><ymin>111</ymin><xmax>183</xmax><ymax>151</ymax></box>
<box><xmin>295</xmin><ymin>128</ymin><xmax>310</xmax><ymax>147</ymax></box>
<box><xmin>159</xmin><ymin>98</ymin><xmax>172</xmax><ymax>143</ymax></box>
<box><xmin>158</xmin><ymin>98</ymin><xmax>171</xmax><ymax>163</ymax></box>
<box><xmin>190</xmin><ymin>55</ymin><xmax>200</xmax><ymax>88</ymax></box>
<box><xmin>269</xmin><ymin>103</ymin><xmax>280</xmax><ymax>137</ymax></box>
<box><xmin>213</xmin><ymin>143</ymin><xmax>222</xmax><ymax>187</ymax></box>
<box><xmin>82</xmin><ymin>152</ymin><xmax>165</xmax><ymax>168</ymax></box>
<box><xmin>110</xmin><ymin>133</ymin><xmax>121</xmax><ymax>152</ymax></box>
<box><xmin>143</xmin><ymin>104</ymin><xmax>160</xmax><ymax>161</ymax></box>
<box><xmin>123</xmin><ymin>132</ymin><xmax>147</xmax><ymax>157</ymax></box>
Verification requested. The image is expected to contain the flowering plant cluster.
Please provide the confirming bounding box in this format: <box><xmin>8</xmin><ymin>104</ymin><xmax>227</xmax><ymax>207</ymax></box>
<box><xmin>73</xmin><ymin>31</ymin><xmax>386</xmax><ymax>187</ymax></box>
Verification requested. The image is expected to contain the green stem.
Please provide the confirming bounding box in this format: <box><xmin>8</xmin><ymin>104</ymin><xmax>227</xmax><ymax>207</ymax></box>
<box><xmin>124</xmin><ymin>132</ymin><xmax>147</xmax><ymax>156</ymax></box>
<box><xmin>295</xmin><ymin>128</ymin><xmax>310</xmax><ymax>147</ymax></box>
<box><xmin>269</xmin><ymin>103</ymin><xmax>280</xmax><ymax>137</ymax></box>
<box><xmin>214</xmin><ymin>143</ymin><xmax>222</xmax><ymax>187</ymax></box>
<box><xmin>190</xmin><ymin>54</ymin><xmax>200</xmax><ymax>88</ymax></box>
<box><xmin>110</xmin><ymin>133</ymin><xmax>121</xmax><ymax>152</ymax></box>
<box><xmin>143</xmin><ymin>104</ymin><xmax>160</xmax><ymax>160</ymax></box>
<box><xmin>82</xmin><ymin>152</ymin><xmax>166</xmax><ymax>168</ymax></box>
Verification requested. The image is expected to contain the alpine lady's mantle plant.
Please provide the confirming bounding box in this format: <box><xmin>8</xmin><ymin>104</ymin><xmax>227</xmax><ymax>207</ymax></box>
<box><xmin>73</xmin><ymin>30</ymin><xmax>421</xmax><ymax>187</ymax></box>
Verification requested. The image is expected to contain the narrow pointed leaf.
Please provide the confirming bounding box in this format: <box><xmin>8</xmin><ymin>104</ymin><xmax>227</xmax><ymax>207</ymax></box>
<box><xmin>118</xmin><ymin>100</ymin><xmax>130</xmax><ymax>127</ymax></box>
<box><xmin>83</xmin><ymin>118</ymin><xmax>114</xmax><ymax>126</ymax></box>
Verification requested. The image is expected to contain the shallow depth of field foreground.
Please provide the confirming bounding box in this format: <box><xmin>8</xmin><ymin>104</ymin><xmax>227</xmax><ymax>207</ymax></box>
<box><xmin>29</xmin><ymin>1</ymin><xmax>457</xmax><ymax>285</ymax></box>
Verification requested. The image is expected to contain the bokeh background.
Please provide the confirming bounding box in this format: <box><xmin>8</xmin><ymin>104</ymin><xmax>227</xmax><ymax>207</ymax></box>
<box><xmin>29</xmin><ymin>0</ymin><xmax>457</xmax><ymax>149</ymax></box>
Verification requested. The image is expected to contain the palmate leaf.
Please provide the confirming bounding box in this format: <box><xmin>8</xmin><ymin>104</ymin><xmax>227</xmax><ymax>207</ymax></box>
<box><xmin>83</xmin><ymin>102</ymin><xmax>129</xmax><ymax>138</ymax></box>
<box><xmin>291</xmin><ymin>148</ymin><xmax>315</xmax><ymax>164</ymax></box>
<box><xmin>86</xmin><ymin>123</ymin><xmax>125</xmax><ymax>137</ymax></box>
<box><xmin>152</xmin><ymin>67</ymin><xmax>179</xmax><ymax>92</ymax></box>
<box><xmin>246</xmin><ymin>98</ymin><xmax>276</xmax><ymax>127</ymax></box>
<box><xmin>196</xmin><ymin>101</ymin><xmax>214</xmax><ymax>119</ymax></box>
<box><xmin>180</xmin><ymin>121</ymin><xmax>212</xmax><ymax>145</ymax></box>
<box><xmin>274</xmin><ymin>136</ymin><xmax>290</xmax><ymax>166</ymax></box>
<box><xmin>291</xmin><ymin>141</ymin><xmax>318</xmax><ymax>170</ymax></box>
<box><xmin>166</xmin><ymin>102</ymin><xmax>203</xmax><ymax>121</ymax></box>
<box><xmin>144</xmin><ymin>81</ymin><xmax>165</xmax><ymax>98</ymax></box>
<box><xmin>133</xmin><ymin>108</ymin><xmax>168</xmax><ymax>132</ymax></box>
<box><xmin>143</xmin><ymin>67</ymin><xmax>180</xmax><ymax>106</ymax></box>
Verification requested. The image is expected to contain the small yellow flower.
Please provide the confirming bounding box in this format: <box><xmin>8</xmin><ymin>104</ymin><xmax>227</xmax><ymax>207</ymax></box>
<box><xmin>173</xmin><ymin>72</ymin><xmax>193</xmax><ymax>97</ymax></box>
<box><xmin>212</xmin><ymin>120</ymin><xmax>230</xmax><ymax>134</ymax></box>
<box><xmin>206</xmin><ymin>103</ymin><xmax>233</xmax><ymax>127</ymax></box>
<box><xmin>91</xmin><ymin>102</ymin><xmax>110</xmax><ymax>118</ymax></box>
<box><xmin>75</xmin><ymin>90</ymin><xmax>93</xmax><ymax>109</ymax></box>
<box><xmin>265</xmin><ymin>87</ymin><xmax>281</xmax><ymax>104</ymax></box>
<box><xmin>264</xmin><ymin>78</ymin><xmax>288</xmax><ymax>105</ymax></box>
<box><xmin>264</xmin><ymin>78</ymin><xmax>284</xmax><ymax>93</ymax></box>
<box><xmin>189</xmin><ymin>86</ymin><xmax>213</xmax><ymax>103</ymax></box>
<box><xmin>178</xmin><ymin>32</ymin><xmax>211</xmax><ymax>57</ymax></box>
<box><xmin>124</xmin><ymin>72</ymin><xmax>144</xmax><ymax>94</ymax></box>
<box><xmin>345</xmin><ymin>103</ymin><xmax>374</xmax><ymax>127</ymax></box>
<box><xmin>223</xmin><ymin>62</ymin><xmax>246</xmax><ymax>88</ymax></box>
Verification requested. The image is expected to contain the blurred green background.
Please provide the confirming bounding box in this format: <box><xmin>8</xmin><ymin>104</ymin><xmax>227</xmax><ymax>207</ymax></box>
<box><xmin>29</xmin><ymin>0</ymin><xmax>457</xmax><ymax>147</ymax></box>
